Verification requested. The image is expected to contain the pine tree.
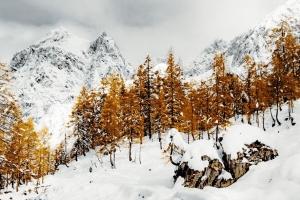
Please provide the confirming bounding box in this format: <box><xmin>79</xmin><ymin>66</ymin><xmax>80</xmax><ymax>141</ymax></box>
<box><xmin>151</xmin><ymin>73</ymin><xmax>169</xmax><ymax>148</ymax></box>
<box><xmin>98</xmin><ymin>72</ymin><xmax>124</xmax><ymax>168</ymax></box>
<box><xmin>198</xmin><ymin>80</ymin><xmax>214</xmax><ymax>140</ymax></box>
<box><xmin>211</xmin><ymin>53</ymin><xmax>233</xmax><ymax>144</ymax></box>
<box><xmin>87</xmin><ymin>87</ymin><xmax>106</xmax><ymax>149</ymax></box>
<box><xmin>68</xmin><ymin>86</ymin><xmax>91</xmax><ymax>161</ymax></box>
<box><xmin>182</xmin><ymin>82</ymin><xmax>198</xmax><ymax>143</ymax></box>
<box><xmin>267</xmin><ymin>21</ymin><xmax>300</xmax><ymax>126</ymax></box>
<box><xmin>164</xmin><ymin>50</ymin><xmax>184</xmax><ymax>130</ymax></box>
<box><xmin>134</xmin><ymin>56</ymin><xmax>154</xmax><ymax>139</ymax></box>
<box><xmin>256</xmin><ymin>63</ymin><xmax>269</xmax><ymax>130</ymax></box>
<box><xmin>34</xmin><ymin>126</ymin><xmax>50</xmax><ymax>185</ymax></box>
<box><xmin>122</xmin><ymin>85</ymin><xmax>143</xmax><ymax>161</ymax></box>
<box><xmin>242</xmin><ymin>55</ymin><xmax>257</xmax><ymax>125</ymax></box>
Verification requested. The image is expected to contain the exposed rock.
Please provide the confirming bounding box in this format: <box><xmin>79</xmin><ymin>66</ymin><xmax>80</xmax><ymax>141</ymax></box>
<box><xmin>222</xmin><ymin>140</ymin><xmax>278</xmax><ymax>180</ymax></box>
<box><xmin>174</xmin><ymin>158</ymin><xmax>234</xmax><ymax>189</ymax></box>
<box><xmin>173</xmin><ymin>138</ymin><xmax>278</xmax><ymax>189</ymax></box>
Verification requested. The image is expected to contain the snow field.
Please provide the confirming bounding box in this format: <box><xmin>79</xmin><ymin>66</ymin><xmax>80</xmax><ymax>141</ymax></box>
<box><xmin>2</xmin><ymin>101</ymin><xmax>300</xmax><ymax>200</ymax></box>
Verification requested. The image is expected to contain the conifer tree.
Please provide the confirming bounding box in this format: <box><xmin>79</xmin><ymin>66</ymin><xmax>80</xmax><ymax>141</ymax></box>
<box><xmin>34</xmin><ymin>126</ymin><xmax>50</xmax><ymax>185</ymax></box>
<box><xmin>68</xmin><ymin>86</ymin><xmax>93</xmax><ymax>161</ymax></box>
<box><xmin>198</xmin><ymin>80</ymin><xmax>214</xmax><ymax>140</ymax></box>
<box><xmin>242</xmin><ymin>55</ymin><xmax>258</xmax><ymax>125</ymax></box>
<box><xmin>134</xmin><ymin>56</ymin><xmax>154</xmax><ymax>139</ymax></box>
<box><xmin>256</xmin><ymin>63</ymin><xmax>269</xmax><ymax>130</ymax></box>
<box><xmin>211</xmin><ymin>53</ymin><xmax>232</xmax><ymax>144</ymax></box>
<box><xmin>122</xmin><ymin>85</ymin><xmax>143</xmax><ymax>161</ymax></box>
<box><xmin>151</xmin><ymin>73</ymin><xmax>169</xmax><ymax>148</ymax></box>
<box><xmin>98</xmin><ymin>72</ymin><xmax>124</xmax><ymax>169</ymax></box>
<box><xmin>164</xmin><ymin>50</ymin><xmax>184</xmax><ymax>130</ymax></box>
<box><xmin>87</xmin><ymin>87</ymin><xmax>106</xmax><ymax>148</ymax></box>
<box><xmin>182</xmin><ymin>82</ymin><xmax>198</xmax><ymax>143</ymax></box>
<box><xmin>267</xmin><ymin>21</ymin><xmax>300</xmax><ymax>126</ymax></box>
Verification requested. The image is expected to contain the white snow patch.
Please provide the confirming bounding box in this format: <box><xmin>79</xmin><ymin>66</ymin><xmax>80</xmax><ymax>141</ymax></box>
<box><xmin>182</xmin><ymin>140</ymin><xmax>222</xmax><ymax>172</ymax></box>
<box><xmin>164</xmin><ymin>128</ymin><xmax>188</xmax><ymax>152</ymax></box>
<box><xmin>222</xmin><ymin>124</ymin><xmax>275</xmax><ymax>159</ymax></box>
<box><xmin>218</xmin><ymin>170</ymin><xmax>233</xmax><ymax>180</ymax></box>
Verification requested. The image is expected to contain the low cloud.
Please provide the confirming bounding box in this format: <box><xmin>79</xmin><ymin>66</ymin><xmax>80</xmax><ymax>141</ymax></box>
<box><xmin>0</xmin><ymin>0</ymin><xmax>287</xmax><ymax>66</ymax></box>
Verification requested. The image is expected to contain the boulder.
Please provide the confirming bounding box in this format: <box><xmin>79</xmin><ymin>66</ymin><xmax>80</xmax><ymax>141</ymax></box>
<box><xmin>171</xmin><ymin>125</ymin><xmax>279</xmax><ymax>189</ymax></box>
<box><xmin>174</xmin><ymin>157</ymin><xmax>234</xmax><ymax>189</ymax></box>
<box><xmin>222</xmin><ymin>140</ymin><xmax>278</xmax><ymax>179</ymax></box>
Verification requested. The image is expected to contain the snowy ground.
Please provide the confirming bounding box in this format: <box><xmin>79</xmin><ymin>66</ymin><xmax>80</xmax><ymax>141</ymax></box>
<box><xmin>3</xmin><ymin>101</ymin><xmax>300</xmax><ymax>200</ymax></box>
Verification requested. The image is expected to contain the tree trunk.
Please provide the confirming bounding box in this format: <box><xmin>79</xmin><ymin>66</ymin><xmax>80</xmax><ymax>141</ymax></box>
<box><xmin>16</xmin><ymin>173</ymin><xmax>19</xmax><ymax>192</ymax></box>
<box><xmin>139</xmin><ymin>142</ymin><xmax>142</xmax><ymax>164</ymax></box>
<box><xmin>129</xmin><ymin>137</ymin><xmax>132</xmax><ymax>161</ymax></box>
<box><xmin>276</xmin><ymin>102</ymin><xmax>281</xmax><ymax>126</ymax></box>
<box><xmin>262</xmin><ymin>111</ymin><xmax>266</xmax><ymax>131</ymax></box>
<box><xmin>110</xmin><ymin>152</ymin><xmax>115</xmax><ymax>169</ymax></box>
<box><xmin>170</xmin><ymin>144</ymin><xmax>180</xmax><ymax>166</ymax></box>
<box><xmin>158</xmin><ymin>131</ymin><xmax>162</xmax><ymax>150</ymax></box>
<box><xmin>215</xmin><ymin>125</ymin><xmax>219</xmax><ymax>145</ymax></box>
<box><xmin>270</xmin><ymin>107</ymin><xmax>276</xmax><ymax>126</ymax></box>
<box><xmin>207</xmin><ymin>130</ymin><xmax>210</xmax><ymax>140</ymax></box>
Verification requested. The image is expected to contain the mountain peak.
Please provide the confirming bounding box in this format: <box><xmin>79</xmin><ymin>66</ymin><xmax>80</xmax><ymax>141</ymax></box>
<box><xmin>33</xmin><ymin>26</ymin><xmax>90</xmax><ymax>57</ymax></box>
<box><xmin>40</xmin><ymin>26</ymin><xmax>74</xmax><ymax>44</ymax></box>
<box><xmin>48</xmin><ymin>26</ymin><xmax>71</xmax><ymax>35</ymax></box>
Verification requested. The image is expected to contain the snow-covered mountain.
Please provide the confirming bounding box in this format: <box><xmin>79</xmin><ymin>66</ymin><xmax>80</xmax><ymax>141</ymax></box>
<box><xmin>9</xmin><ymin>27</ymin><xmax>134</xmax><ymax>146</ymax></box>
<box><xmin>184</xmin><ymin>39</ymin><xmax>229</xmax><ymax>77</ymax></box>
<box><xmin>186</xmin><ymin>0</ymin><xmax>300</xmax><ymax>77</ymax></box>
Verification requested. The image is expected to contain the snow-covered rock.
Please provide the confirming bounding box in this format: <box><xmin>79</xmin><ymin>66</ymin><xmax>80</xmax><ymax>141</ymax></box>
<box><xmin>8</xmin><ymin>27</ymin><xmax>134</xmax><ymax>147</ymax></box>
<box><xmin>172</xmin><ymin>125</ymin><xmax>278</xmax><ymax>189</ymax></box>
<box><xmin>221</xmin><ymin>124</ymin><xmax>276</xmax><ymax>160</ymax></box>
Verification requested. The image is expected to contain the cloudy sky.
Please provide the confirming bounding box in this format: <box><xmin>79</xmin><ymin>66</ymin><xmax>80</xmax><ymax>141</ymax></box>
<box><xmin>0</xmin><ymin>0</ymin><xmax>287</xmax><ymax>66</ymax></box>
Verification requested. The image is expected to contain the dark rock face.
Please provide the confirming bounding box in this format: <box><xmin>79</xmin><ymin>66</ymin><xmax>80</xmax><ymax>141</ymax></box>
<box><xmin>222</xmin><ymin>140</ymin><xmax>278</xmax><ymax>180</ymax></box>
<box><xmin>174</xmin><ymin>140</ymin><xmax>278</xmax><ymax>189</ymax></box>
<box><xmin>174</xmin><ymin>158</ymin><xmax>234</xmax><ymax>189</ymax></box>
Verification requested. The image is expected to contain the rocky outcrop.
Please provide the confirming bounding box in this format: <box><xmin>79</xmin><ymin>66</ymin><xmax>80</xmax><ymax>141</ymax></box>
<box><xmin>222</xmin><ymin>140</ymin><xmax>278</xmax><ymax>179</ymax></box>
<box><xmin>173</xmin><ymin>139</ymin><xmax>278</xmax><ymax>189</ymax></box>
<box><xmin>174</xmin><ymin>157</ymin><xmax>234</xmax><ymax>189</ymax></box>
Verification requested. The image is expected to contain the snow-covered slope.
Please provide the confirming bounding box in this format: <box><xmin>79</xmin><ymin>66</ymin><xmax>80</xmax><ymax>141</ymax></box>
<box><xmin>186</xmin><ymin>0</ymin><xmax>300</xmax><ymax>78</ymax></box>
<box><xmin>3</xmin><ymin>100</ymin><xmax>300</xmax><ymax>200</ymax></box>
<box><xmin>9</xmin><ymin>27</ymin><xmax>134</xmax><ymax>146</ymax></box>
<box><xmin>184</xmin><ymin>39</ymin><xmax>229</xmax><ymax>77</ymax></box>
<box><xmin>227</xmin><ymin>0</ymin><xmax>300</xmax><ymax>68</ymax></box>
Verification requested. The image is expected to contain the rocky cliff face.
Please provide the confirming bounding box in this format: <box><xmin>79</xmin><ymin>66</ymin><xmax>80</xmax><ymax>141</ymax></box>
<box><xmin>8</xmin><ymin>27</ymin><xmax>133</xmax><ymax>146</ymax></box>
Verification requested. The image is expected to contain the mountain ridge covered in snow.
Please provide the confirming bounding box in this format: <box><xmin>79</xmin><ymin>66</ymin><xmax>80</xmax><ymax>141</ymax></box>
<box><xmin>185</xmin><ymin>0</ymin><xmax>300</xmax><ymax>77</ymax></box>
<box><xmin>8</xmin><ymin>27</ymin><xmax>134</xmax><ymax>146</ymax></box>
